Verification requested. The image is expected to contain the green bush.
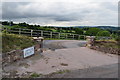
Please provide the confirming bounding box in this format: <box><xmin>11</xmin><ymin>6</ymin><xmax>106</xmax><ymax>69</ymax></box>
<box><xmin>115</xmin><ymin>36</ymin><xmax>120</xmax><ymax>42</ymax></box>
<box><xmin>111</xmin><ymin>34</ymin><xmax>117</xmax><ymax>38</ymax></box>
<box><xmin>97</xmin><ymin>30</ymin><xmax>111</xmax><ymax>37</ymax></box>
<box><xmin>85</xmin><ymin>28</ymin><xmax>101</xmax><ymax>36</ymax></box>
<box><xmin>75</xmin><ymin>28</ymin><xmax>83</xmax><ymax>35</ymax></box>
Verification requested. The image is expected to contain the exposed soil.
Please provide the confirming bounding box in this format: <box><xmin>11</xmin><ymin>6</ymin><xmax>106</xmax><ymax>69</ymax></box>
<box><xmin>91</xmin><ymin>41</ymin><xmax>120</xmax><ymax>55</ymax></box>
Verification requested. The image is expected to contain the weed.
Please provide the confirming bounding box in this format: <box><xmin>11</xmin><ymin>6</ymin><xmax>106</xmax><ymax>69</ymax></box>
<box><xmin>30</xmin><ymin>72</ymin><xmax>42</xmax><ymax>78</ymax></box>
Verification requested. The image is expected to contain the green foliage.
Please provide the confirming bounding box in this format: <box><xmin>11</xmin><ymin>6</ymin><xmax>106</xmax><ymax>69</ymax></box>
<box><xmin>115</xmin><ymin>36</ymin><xmax>120</xmax><ymax>42</ymax></box>
<box><xmin>2</xmin><ymin>29</ymin><xmax>8</xmax><ymax>33</ymax></box>
<box><xmin>2</xmin><ymin>33</ymin><xmax>36</xmax><ymax>53</ymax></box>
<box><xmin>85</xmin><ymin>28</ymin><xmax>101</xmax><ymax>36</ymax></box>
<box><xmin>75</xmin><ymin>28</ymin><xmax>83</xmax><ymax>35</ymax></box>
<box><xmin>97</xmin><ymin>30</ymin><xmax>111</xmax><ymax>37</ymax></box>
<box><xmin>110</xmin><ymin>33</ymin><xmax>120</xmax><ymax>43</ymax></box>
<box><xmin>2</xmin><ymin>21</ymin><xmax>119</xmax><ymax>38</ymax></box>
<box><xmin>79</xmin><ymin>35</ymin><xmax>85</xmax><ymax>40</ymax></box>
<box><xmin>111</xmin><ymin>34</ymin><xmax>116</xmax><ymax>38</ymax></box>
<box><xmin>30</xmin><ymin>73</ymin><xmax>42</xmax><ymax>78</ymax></box>
<box><xmin>82</xmin><ymin>27</ymin><xmax>90</xmax><ymax>31</ymax></box>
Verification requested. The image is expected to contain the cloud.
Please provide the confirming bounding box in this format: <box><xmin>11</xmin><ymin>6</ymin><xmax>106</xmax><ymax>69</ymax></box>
<box><xmin>1</xmin><ymin>0</ymin><xmax>118</xmax><ymax>26</ymax></box>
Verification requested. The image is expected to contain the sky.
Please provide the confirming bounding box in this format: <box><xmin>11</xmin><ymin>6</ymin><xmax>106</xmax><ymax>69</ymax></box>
<box><xmin>1</xmin><ymin>0</ymin><xmax>119</xmax><ymax>26</ymax></box>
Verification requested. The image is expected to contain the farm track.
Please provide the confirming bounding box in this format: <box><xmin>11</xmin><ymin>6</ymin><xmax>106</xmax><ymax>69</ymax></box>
<box><xmin>3</xmin><ymin>40</ymin><xmax>118</xmax><ymax>78</ymax></box>
<box><xmin>41</xmin><ymin>40</ymin><xmax>118</xmax><ymax>78</ymax></box>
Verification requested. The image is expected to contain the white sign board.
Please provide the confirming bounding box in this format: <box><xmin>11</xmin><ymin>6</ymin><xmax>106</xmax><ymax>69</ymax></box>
<box><xmin>23</xmin><ymin>46</ymin><xmax>34</xmax><ymax>58</ymax></box>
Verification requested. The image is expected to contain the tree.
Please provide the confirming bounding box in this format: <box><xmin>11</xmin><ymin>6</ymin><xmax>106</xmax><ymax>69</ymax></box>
<box><xmin>18</xmin><ymin>22</ymin><xmax>27</xmax><ymax>27</ymax></box>
<box><xmin>85</xmin><ymin>28</ymin><xmax>101</xmax><ymax>36</ymax></box>
<box><xmin>82</xmin><ymin>27</ymin><xmax>90</xmax><ymax>31</ymax></box>
<box><xmin>75</xmin><ymin>28</ymin><xmax>83</xmax><ymax>35</ymax></box>
<box><xmin>97</xmin><ymin>30</ymin><xmax>111</xmax><ymax>37</ymax></box>
<box><xmin>2</xmin><ymin>21</ymin><xmax>9</xmax><ymax>25</ymax></box>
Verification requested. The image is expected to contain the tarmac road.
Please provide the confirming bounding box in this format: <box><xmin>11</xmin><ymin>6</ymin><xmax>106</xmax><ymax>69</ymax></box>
<box><xmin>44</xmin><ymin>63</ymin><xmax>118</xmax><ymax>78</ymax></box>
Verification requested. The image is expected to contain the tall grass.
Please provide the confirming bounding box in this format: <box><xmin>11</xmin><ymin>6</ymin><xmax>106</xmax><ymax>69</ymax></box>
<box><xmin>2</xmin><ymin>33</ymin><xmax>36</xmax><ymax>53</ymax></box>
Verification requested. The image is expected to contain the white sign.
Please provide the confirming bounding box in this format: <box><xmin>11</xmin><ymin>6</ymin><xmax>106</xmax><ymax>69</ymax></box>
<box><xmin>23</xmin><ymin>46</ymin><xmax>34</xmax><ymax>58</ymax></box>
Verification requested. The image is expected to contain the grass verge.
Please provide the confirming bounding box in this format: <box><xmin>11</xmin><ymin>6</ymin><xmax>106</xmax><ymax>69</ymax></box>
<box><xmin>2</xmin><ymin>33</ymin><xmax>36</xmax><ymax>53</ymax></box>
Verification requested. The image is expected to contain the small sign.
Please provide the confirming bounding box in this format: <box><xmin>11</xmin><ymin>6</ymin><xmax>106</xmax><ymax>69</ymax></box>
<box><xmin>23</xmin><ymin>46</ymin><xmax>34</xmax><ymax>58</ymax></box>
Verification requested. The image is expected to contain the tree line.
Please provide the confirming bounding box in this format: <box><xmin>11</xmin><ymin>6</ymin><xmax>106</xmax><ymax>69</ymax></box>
<box><xmin>1</xmin><ymin>21</ymin><xmax>120</xmax><ymax>38</ymax></box>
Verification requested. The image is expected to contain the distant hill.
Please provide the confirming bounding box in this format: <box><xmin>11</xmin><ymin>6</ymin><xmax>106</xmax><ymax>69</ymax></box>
<box><xmin>74</xmin><ymin>26</ymin><xmax>119</xmax><ymax>31</ymax></box>
<box><xmin>97</xmin><ymin>26</ymin><xmax>119</xmax><ymax>31</ymax></box>
<box><xmin>51</xmin><ymin>26</ymin><xmax>119</xmax><ymax>31</ymax></box>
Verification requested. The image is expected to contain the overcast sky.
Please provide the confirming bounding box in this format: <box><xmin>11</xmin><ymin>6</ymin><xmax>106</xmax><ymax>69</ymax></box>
<box><xmin>1</xmin><ymin>0</ymin><xmax>119</xmax><ymax>26</ymax></box>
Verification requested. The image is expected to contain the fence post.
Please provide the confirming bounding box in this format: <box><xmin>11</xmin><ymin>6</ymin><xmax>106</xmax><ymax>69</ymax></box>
<box><xmin>19</xmin><ymin>28</ymin><xmax>21</xmax><ymax>35</ymax></box>
<box><xmin>41</xmin><ymin>31</ymin><xmax>43</xmax><ymax>37</ymax></box>
<box><xmin>31</xmin><ymin>30</ymin><xmax>33</xmax><ymax>37</ymax></box>
<box><xmin>66</xmin><ymin>34</ymin><xmax>67</xmax><ymax>39</ymax></box>
<box><xmin>78</xmin><ymin>35</ymin><xmax>80</xmax><ymax>40</ymax></box>
<box><xmin>50</xmin><ymin>32</ymin><xmax>52</xmax><ymax>38</ymax></box>
<box><xmin>73</xmin><ymin>34</ymin><xmax>74</xmax><ymax>39</ymax></box>
<box><xmin>84</xmin><ymin>35</ymin><xmax>86</xmax><ymax>40</ymax></box>
<box><xmin>58</xmin><ymin>33</ymin><xmax>60</xmax><ymax>39</ymax></box>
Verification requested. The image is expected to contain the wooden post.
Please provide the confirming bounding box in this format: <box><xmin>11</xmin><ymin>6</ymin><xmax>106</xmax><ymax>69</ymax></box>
<box><xmin>41</xmin><ymin>31</ymin><xmax>43</xmax><ymax>37</ymax></box>
<box><xmin>58</xmin><ymin>33</ymin><xmax>60</xmax><ymax>39</ymax></box>
<box><xmin>78</xmin><ymin>35</ymin><xmax>80</xmax><ymax>40</ymax></box>
<box><xmin>19</xmin><ymin>28</ymin><xmax>21</xmax><ymax>35</ymax></box>
<box><xmin>70</xmin><ymin>34</ymin><xmax>71</xmax><ymax>39</ymax></box>
<box><xmin>84</xmin><ymin>35</ymin><xmax>86</xmax><ymax>40</ymax></box>
<box><xmin>66</xmin><ymin>34</ymin><xmax>67</xmax><ymax>39</ymax></box>
<box><xmin>31</xmin><ymin>30</ymin><xmax>33</xmax><ymax>37</ymax></box>
<box><xmin>50</xmin><ymin>32</ymin><xmax>52</xmax><ymax>38</ymax></box>
<box><xmin>73</xmin><ymin>34</ymin><xmax>74</xmax><ymax>39</ymax></box>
